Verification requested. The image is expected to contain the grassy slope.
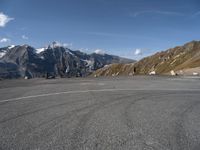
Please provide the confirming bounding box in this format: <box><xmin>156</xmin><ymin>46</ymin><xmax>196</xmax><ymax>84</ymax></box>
<box><xmin>93</xmin><ymin>41</ymin><xmax>200</xmax><ymax>76</ymax></box>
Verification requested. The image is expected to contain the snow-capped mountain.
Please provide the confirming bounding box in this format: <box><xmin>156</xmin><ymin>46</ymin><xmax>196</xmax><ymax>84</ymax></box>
<box><xmin>0</xmin><ymin>45</ymin><xmax>15</xmax><ymax>58</ymax></box>
<box><xmin>0</xmin><ymin>43</ymin><xmax>135</xmax><ymax>79</ymax></box>
<box><xmin>0</xmin><ymin>50</ymin><xmax>7</xmax><ymax>58</ymax></box>
<box><xmin>36</xmin><ymin>47</ymin><xmax>47</xmax><ymax>54</ymax></box>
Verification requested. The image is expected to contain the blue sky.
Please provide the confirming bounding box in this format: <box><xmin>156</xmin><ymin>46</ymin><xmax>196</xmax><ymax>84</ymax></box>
<box><xmin>0</xmin><ymin>0</ymin><xmax>200</xmax><ymax>59</ymax></box>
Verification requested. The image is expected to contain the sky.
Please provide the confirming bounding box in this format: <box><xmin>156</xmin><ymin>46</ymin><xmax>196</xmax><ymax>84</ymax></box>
<box><xmin>0</xmin><ymin>0</ymin><xmax>200</xmax><ymax>59</ymax></box>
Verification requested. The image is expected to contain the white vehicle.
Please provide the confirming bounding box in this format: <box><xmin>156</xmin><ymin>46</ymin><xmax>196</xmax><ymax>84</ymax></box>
<box><xmin>170</xmin><ymin>70</ymin><xmax>178</xmax><ymax>76</ymax></box>
<box><xmin>149</xmin><ymin>71</ymin><xmax>156</xmax><ymax>75</ymax></box>
<box><xmin>193</xmin><ymin>72</ymin><xmax>199</xmax><ymax>76</ymax></box>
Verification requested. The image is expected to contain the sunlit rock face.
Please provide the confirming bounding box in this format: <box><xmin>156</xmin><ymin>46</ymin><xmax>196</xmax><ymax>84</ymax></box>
<box><xmin>0</xmin><ymin>43</ymin><xmax>135</xmax><ymax>79</ymax></box>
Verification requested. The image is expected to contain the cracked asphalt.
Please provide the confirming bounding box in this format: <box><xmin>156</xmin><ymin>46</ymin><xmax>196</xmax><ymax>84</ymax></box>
<box><xmin>0</xmin><ymin>76</ymin><xmax>200</xmax><ymax>150</ymax></box>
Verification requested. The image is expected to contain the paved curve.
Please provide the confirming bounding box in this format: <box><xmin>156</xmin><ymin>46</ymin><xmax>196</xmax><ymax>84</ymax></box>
<box><xmin>0</xmin><ymin>76</ymin><xmax>200</xmax><ymax>150</ymax></box>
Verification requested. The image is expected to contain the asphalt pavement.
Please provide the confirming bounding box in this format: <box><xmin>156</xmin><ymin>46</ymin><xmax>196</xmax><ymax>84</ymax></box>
<box><xmin>0</xmin><ymin>76</ymin><xmax>200</xmax><ymax>150</ymax></box>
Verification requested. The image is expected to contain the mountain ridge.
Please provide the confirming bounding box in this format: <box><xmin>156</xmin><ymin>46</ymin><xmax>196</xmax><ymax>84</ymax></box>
<box><xmin>0</xmin><ymin>43</ymin><xmax>135</xmax><ymax>79</ymax></box>
<box><xmin>93</xmin><ymin>40</ymin><xmax>200</xmax><ymax>77</ymax></box>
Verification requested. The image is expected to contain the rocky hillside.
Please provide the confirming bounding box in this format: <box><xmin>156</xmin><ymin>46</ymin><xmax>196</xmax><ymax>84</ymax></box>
<box><xmin>93</xmin><ymin>63</ymin><xmax>136</xmax><ymax>77</ymax></box>
<box><xmin>93</xmin><ymin>41</ymin><xmax>200</xmax><ymax>77</ymax></box>
<box><xmin>0</xmin><ymin>42</ymin><xmax>134</xmax><ymax>79</ymax></box>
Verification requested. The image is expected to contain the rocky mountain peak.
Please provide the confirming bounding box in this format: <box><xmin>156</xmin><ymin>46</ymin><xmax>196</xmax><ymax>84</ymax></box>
<box><xmin>0</xmin><ymin>43</ymin><xmax>135</xmax><ymax>79</ymax></box>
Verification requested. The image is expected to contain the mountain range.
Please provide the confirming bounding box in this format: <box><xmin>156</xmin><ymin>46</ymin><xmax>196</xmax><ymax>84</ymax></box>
<box><xmin>93</xmin><ymin>40</ymin><xmax>200</xmax><ymax>77</ymax></box>
<box><xmin>1</xmin><ymin>40</ymin><xmax>200</xmax><ymax>79</ymax></box>
<box><xmin>0</xmin><ymin>42</ymin><xmax>134</xmax><ymax>79</ymax></box>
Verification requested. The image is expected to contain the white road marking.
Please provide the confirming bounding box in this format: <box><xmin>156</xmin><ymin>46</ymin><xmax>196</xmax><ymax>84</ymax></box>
<box><xmin>80</xmin><ymin>82</ymin><xmax>105</xmax><ymax>86</ymax></box>
<box><xmin>0</xmin><ymin>88</ymin><xmax>200</xmax><ymax>103</ymax></box>
<box><xmin>80</xmin><ymin>83</ymin><xmax>92</xmax><ymax>85</ymax></box>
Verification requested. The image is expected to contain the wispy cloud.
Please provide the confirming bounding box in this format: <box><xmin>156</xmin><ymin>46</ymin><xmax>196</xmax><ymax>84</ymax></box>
<box><xmin>0</xmin><ymin>12</ymin><xmax>14</xmax><ymax>27</ymax></box>
<box><xmin>134</xmin><ymin>49</ymin><xmax>142</xmax><ymax>56</ymax></box>
<box><xmin>79</xmin><ymin>48</ymin><xmax>90</xmax><ymax>53</ymax></box>
<box><xmin>131</xmin><ymin>10</ymin><xmax>184</xmax><ymax>17</ymax></box>
<box><xmin>192</xmin><ymin>11</ymin><xmax>200</xmax><ymax>17</ymax></box>
<box><xmin>49</xmin><ymin>41</ymin><xmax>73</xmax><ymax>48</ymax></box>
<box><xmin>63</xmin><ymin>43</ymin><xmax>73</xmax><ymax>48</ymax></box>
<box><xmin>113</xmin><ymin>48</ymin><xmax>146</xmax><ymax>60</ymax></box>
<box><xmin>94</xmin><ymin>49</ymin><xmax>106</xmax><ymax>55</ymax></box>
<box><xmin>0</xmin><ymin>38</ymin><xmax>10</xmax><ymax>43</ymax></box>
<box><xmin>22</xmin><ymin>35</ymin><xmax>29</xmax><ymax>40</ymax></box>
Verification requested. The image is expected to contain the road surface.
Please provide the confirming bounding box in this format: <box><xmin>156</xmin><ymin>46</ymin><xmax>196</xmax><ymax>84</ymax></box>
<box><xmin>0</xmin><ymin>76</ymin><xmax>200</xmax><ymax>150</ymax></box>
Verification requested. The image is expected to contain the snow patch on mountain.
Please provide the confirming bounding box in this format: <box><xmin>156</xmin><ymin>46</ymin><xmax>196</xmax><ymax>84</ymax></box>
<box><xmin>66</xmin><ymin>49</ymin><xmax>74</xmax><ymax>56</ymax></box>
<box><xmin>36</xmin><ymin>47</ymin><xmax>46</xmax><ymax>54</ymax></box>
<box><xmin>0</xmin><ymin>45</ymin><xmax>15</xmax><ymax>58</ymax></box>
<box><xmin>94</xmin><ymin>49</ymin><xmax>105</xmax><ymax>55</ymax></box>
<box><xmin>8</xmin><ymin>45</ymin><xmax>15</xmax><ymax>49</ymax></box>
<box><xmin>0</xmin><ymin>50</ymin><xmax>6</xmax><ymax>58</ymax></box>
<box><xmin>83</xmin><ymin>59</ymin><xmax>94</xmax><ymax>66</ymax></box>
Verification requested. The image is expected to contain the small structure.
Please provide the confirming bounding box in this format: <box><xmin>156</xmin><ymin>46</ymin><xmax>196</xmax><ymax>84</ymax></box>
<box><xmin>149</xmin><ymin>71</ymin><xmax>156</xmax><ymax>75</ymax></box>
<box><xmin>45</xmin><ymin>72</ymin><xmax>56</xmax><ymax>79</ymax></box>
<box><xmin>193</xmin><ymin>72</ymin><xmax>199</xmax><ymax>76</ymax></box>
<box><xmin>24</xmin><ymin>76</ymin><xmax>29</xmax><ymax>80</ymax></box>
<box><xmin>179</xmin><ymin>70</ymin><xmax>183</xmax><ymax>75</ymax></box>
<box><xmin>170</xmin><ymin>70</ymin><xmax>176</xmax><ymax>76</ymax></box>
<box><xmin>129</xmin><ymin>73</ymin><xmax>133</xmax><ymax>76</ymax></box>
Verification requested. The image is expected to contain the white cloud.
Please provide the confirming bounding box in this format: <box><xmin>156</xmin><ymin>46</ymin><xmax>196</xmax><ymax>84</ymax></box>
<box><xmin>51</xmin><ymin>41</ymin><xmax>62</xmax><ymax>47</ymax></box>
<box><xmin>0</xmin><ymin>12</ymin><xmax>14</xmax><ymax>27</ymax></box>
<box><xmin>22</xmin><ymin>35</ymin><xmax>28</xmax><ymax>40</ymax></box>
<box><xmin>50</xmin><ymin>41</ymin><xmax>73</xmax><ymax>48</ymax></box>
<box><xmin>134</xmin><ymin>49</ymin><xmax>142</xmax><ymax>56</ymax></box>
<box><xmin>79</xmin><ymin>48</ymin><xmax>89</xmax><ymax>52</ymax></box>
<box><xmin>94</xmin><ymin>49</ymin><xmax>106</xmax><ymax>55</ymax></box>
<box><xmin>0</xmin><ymin>38</ymin><xmax>10</xmax><ymax>43</ymax></box>
<box><xmin>63</xmin><ymin>43</ymin><xmax>73</xmax><ymax>48</ymax></box>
